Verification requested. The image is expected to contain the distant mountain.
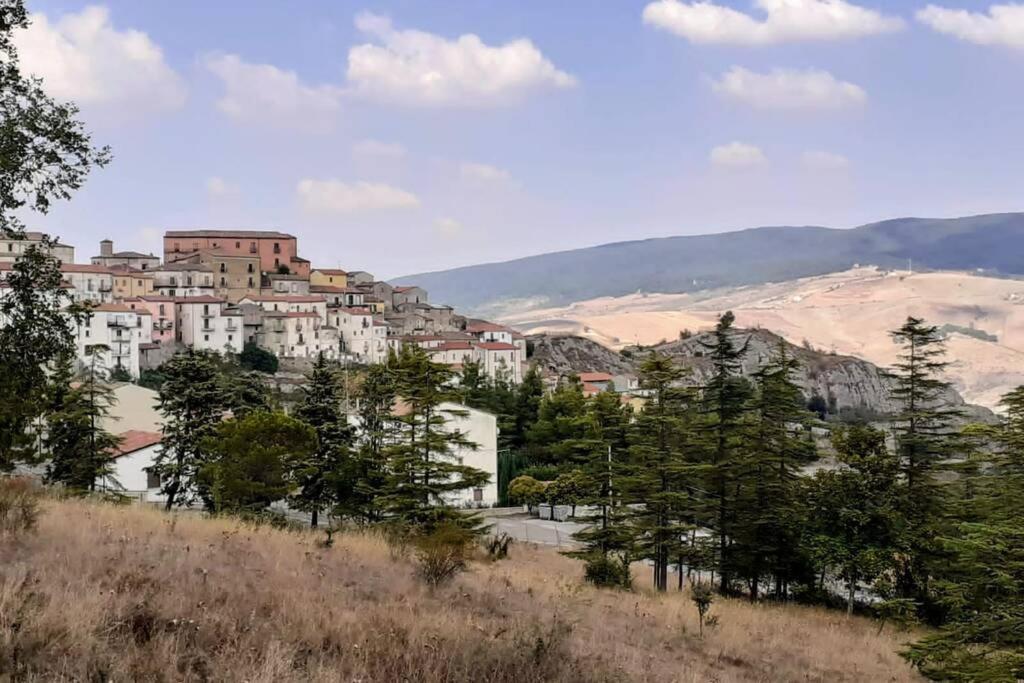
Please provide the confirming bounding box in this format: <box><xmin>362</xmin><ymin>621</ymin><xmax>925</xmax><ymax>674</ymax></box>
<box><xmin>401</xmin><ymin>213</ymin><xmax>1024</xmax><ymax>312</ymax></box>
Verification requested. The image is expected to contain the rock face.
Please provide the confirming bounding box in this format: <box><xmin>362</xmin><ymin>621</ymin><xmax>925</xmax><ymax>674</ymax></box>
<box><xmin>529</xmin><ymin>329</ymin><xmax>993</xmax><ymax>422</ymax></box>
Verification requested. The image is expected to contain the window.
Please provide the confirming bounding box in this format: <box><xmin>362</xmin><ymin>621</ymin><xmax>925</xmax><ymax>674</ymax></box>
<box><xmin>235</xmin><ymin>241</ymin><xmax>240</xmax><ymax>248</ymax></box>
<box><xmin>203</xmin><ymin>304</ymin><xmax>209</xmax><ymax>315</ymax></box>
<box><xmin>273</xmin><ymin>242</ymin><xmax>281</xmax><ymax>254</ymax></box>
<box><xmin>220</xmin><ymin>277</ymin><xmax>226</xmax><ymax>286</ymax></box>
<box><xmin>247</xmin><ymin>277</ymin><xmax>253</xmax><ymax>287</ymax></box>
<box><xmin>228</xmin><ymin>335</ymin><xmax>233</xmax><ymax>342</ymax></box>
<box><xmin>212</xmin><ymin>242</ymin><xmax>218</xmax><ymax>248</ymax></box>
<box><xmin>173</xmin><ymin>242</ymin><xmax>180</xmax><ymax>251</ymax></box>
<box><xmin>192</xmin><ymin>241</ymin><xmax>198</xmax><ymax>250</ymax></box>
<box><xmin>141</xmin><ymin>264</ymin><xmax>147</xmax><ymax>270</ymax></box>
<box><xmin>249</xmin><ymin>242</ymin><xmax>256</xmax><ymax>253</ymax></box>
<box><xmin>204</xmin><ymin>334</ymin><xmax>209</xmax><ymax>342</ymax></box>
<box><xmin>146</xmin><ymin>469</ymin><xmax>161</xmax><ymax>489</ymax></box>
<box><xmin>274</xmin><ymin>257</ymin><xmax>280</xmax><ymax>267</ymax></box>
<box><xmin>473</xmin><ymin>488</ymin><xmax>483</xmax><ymax>503</ymax></box>
<box><xmin>186</xmin><ymin>276</ymin><xmax>193</xmax><ymax>286</ymax></box>
<box><xmin>6</xmin><ymin>243</ymin><xmax>11</xmax><ymax>252</ymax></box>
<box><xmin>247</xmin><ymin>263</ymin><xmax>253</xmax><ymax>273</ymax></box>
<box><xmin>219</xmin><ymin>263</ymin><xmax>226</xmax><ymax>273</ymax></box>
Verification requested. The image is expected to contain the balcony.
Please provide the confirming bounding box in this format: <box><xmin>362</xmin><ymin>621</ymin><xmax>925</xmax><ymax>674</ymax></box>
<box><xmin>225</xmin><ymin>321</ymin><xmax>238</xmax><ymax>331</ymax></box>
<box><xmin>108</xmin><ymin>315</ymin><xmax>132</xmax><ymax>328</ymax></box>
<box><xmin>99</xmin><ymin>281</ymin><xmax>112</xmax><ymax>292</ymax></box>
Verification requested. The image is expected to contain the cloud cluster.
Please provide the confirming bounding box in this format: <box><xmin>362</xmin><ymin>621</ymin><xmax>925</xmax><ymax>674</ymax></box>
<box><xmin>346</xmin><ymin>12</ymin><xmax>576</xmax><ymax>107</ymax></box>
<box><xmin>460</xmin><ymin>162</ymin><xmax>512</xmax><ymax>182</ymax></box>
<box><xmin>713</xmin><ymin>67</ymin><xmax>866</xmax><ymax>111</ymax></box>
<box><xmin>434</xmin><ymin>217</ymin><xmax>463</xmax><ymax>239</ymax></box>
<box><xmin>917</xmin><ymin>4</ymin><xmax>1024</xmax><ymax>48</ymax></box>
<box><xmin>801</xmin><ymin>150</ymin><xmax>850</xmax><ymax>170</ymax></box>
<box><xmin>710</xmin><ymin>142</ymin><xmax>768</xmax><ymax>168</ymax></box>
<box><xmin>296</xmin><ymin>179</ymin><xmax>420</xmax><ymax>214</ymax></box>
<box><xmin>13</xmin><ymin>6</ymin><xmax>186</xmax><ymax>114</ymax></box>
<box><xmin>204</xmin><ymin>54</ymin><xmax>344</xmax><ymax>129</ymax></box>
<box><xmin>642</xmin><ymin>0</ymin><xmax>903</xmax><ymax>45</ymax></box>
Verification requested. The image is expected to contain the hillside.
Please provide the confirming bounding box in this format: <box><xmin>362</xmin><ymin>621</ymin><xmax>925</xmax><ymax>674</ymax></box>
<box><xmin>0</xmin><ymin>498</ymin><xmax>920</xmax><ymax>682</ymax></box>
<box><xmin>529</xmin><ymin>329</ymin><xmax>992</xmax><ymax>422</ymax></box>
<box><xmin>509</xmin><ymin>267</ymin><xmax>1024</xmax><ymax>410</ymax></box>
<box><xmin>402</xmin><ymin>213</ymin><xmax>1024</xmax><ymax>313</ymax></box>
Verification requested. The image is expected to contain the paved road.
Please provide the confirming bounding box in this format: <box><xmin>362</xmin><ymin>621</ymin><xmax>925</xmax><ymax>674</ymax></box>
<box><xmin>482</xmin><ymin>514</ymin><xmax>586</xmax><ymax>548</ymax></box>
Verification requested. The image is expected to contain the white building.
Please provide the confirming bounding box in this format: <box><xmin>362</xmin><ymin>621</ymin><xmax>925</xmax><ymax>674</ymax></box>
<box><xmin>73</xmin><ymin>303</ymin><xmax>149</xmax><ymax>378</ymax></box>
<box><xmin>99</xmin><ymin>430</ymin><xmax>165</xmax><ymax>503</ymax></box>
<box><xmin>91</xmin><ymin>239</ymin><xmax>160</xmax><ymax>271</ymax></box>
<box><xmin>61</xmin><ymin>264</ymin><xmax>115</xmax><ymax>304</ymax></box>
<box><xmin>440</xmin><ymin>402</ymin><xmax>498</xmax><ymax>508</ymax></box>
<box><xmin>175</xmin><ymin>296</ymin><xmax>244</xmax><ymax>353</ymax></box>
<box><xmin>473</xmin><ymin>342</ymin><xmax>523</xmax><ymax>384</ymax></box>
<box><xmin>329</xmin><ymin>306</ymin><xmax>386</xmax><ymax>363</ymax></box>
<box><xmin>153</xmin><ymin>263</ymin><xmax>214</xmax><ymax>298</ymax></box>
<box><xmin>256</xmin><ymin>310</ymin><xmax>338</xmax><ymax>359</ymax></box>
<box><xmin>429</xmin><ymin>341</ymin><xmax>474</xmax><ymax>368</ymax></box>
<box><xmin>0</xmin><ymin>231</ymin><xmax>74</xmax><ymax>264</ymax></box>
<box><xmin>239</xmin><ymin>294</ymin><xmax>328</xmax><ymax>320</ymax></box>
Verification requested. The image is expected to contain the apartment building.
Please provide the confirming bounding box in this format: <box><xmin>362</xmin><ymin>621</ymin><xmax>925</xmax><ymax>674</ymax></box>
<box><xmin>0</xmin><ymin>231</ymin><xmax>74</xmax><ymax>264</ymax></box>
<box><xmin>310</xmin><ymin>268</ymin><xmax>347</xmax><ymax>288</ymax></box>
<box><xmin>60</xmin><ymin>264</ymin><xmax>115</xmax><ymax>304</ymax></box>
<box><xmin>329</xmin><ymin>306</ymin><xmax>386</xmax><ymax>364</ymax></box>
<box><xmin>257</xmin><ymin>310</ymin><xmax>338</xmax><ymax>359</ymax></box>
<box><xmin>91</xmin><ymin>240</ymin><xmax>160</xmax><ymax>270</ymax></box>
<box><xmin>175</xmin><ymin>296</ymin><xmax>244</xmax><ymax>353</ymax></box>
<box><xmin>152</xmin><ymin>263</ymin><xmax>214</xmax><ymax>298</ymax></box>
<box><xmin>110</xmin><ymin>265</ymin><xmax>155</xmax><ymax>299</ymax></box>
<box><xmin>163</xmin><ymin>230</ymin><xmax>310</xmax><ymax>277</ymax></box>
<box><xmin>124</xmin><ymin>295</ymin><xmax>176</xmax><ymax>345</ymax></box>
<box><xmin>74</xmin><ymin>303</ymin><xmax>152</xmax><ymax>378</ymax></box>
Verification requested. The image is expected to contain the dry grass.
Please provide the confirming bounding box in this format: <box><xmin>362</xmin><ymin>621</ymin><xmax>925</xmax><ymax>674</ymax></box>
<box><xmin>0</xmin><ymin>499</ymin><xmax>922</xmax><ymax>682</ymax></box>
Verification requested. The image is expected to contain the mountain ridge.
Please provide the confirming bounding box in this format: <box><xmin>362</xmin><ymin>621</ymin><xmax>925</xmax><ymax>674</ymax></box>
<box><xmin>401</xmin><ymin>212</ymin><xmax>1024</xmax><ymax>313</ymax></box>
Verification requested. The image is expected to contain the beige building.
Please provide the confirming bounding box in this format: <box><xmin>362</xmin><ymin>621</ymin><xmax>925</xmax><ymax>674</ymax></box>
<box><xmin>110</xmin><ymin>266</ymin><xmax>155</xmax><ymax>299</ymax></box>
<box><xmin>310</xmin><ymin>268</ymin><xmax>348</xmax><ymax>289</ymax></box>
<box><xmin>0</xmin><ymin>231</ymin><xmax>74</xmax><ymax>264</ymax></box>
<box><xmin>91</xmin><ymin>239</ymin><xmax>160</xmax><ymax>270</ymax></box>
<box><xmin>152</xmin><ymin>262</ymin><xmax>215</xmax><ymax>298</ymax></box>
<box><xmin>169</xmin><ymin>250</ymin><xmax>260</xmax><ymax>301</ymax></box>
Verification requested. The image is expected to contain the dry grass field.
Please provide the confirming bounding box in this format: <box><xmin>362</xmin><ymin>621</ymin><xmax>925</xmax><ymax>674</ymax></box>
<box><xmin>0</xmin><ymin>498</ymin><xmax>922</xmax><ymax>682</ymax></box>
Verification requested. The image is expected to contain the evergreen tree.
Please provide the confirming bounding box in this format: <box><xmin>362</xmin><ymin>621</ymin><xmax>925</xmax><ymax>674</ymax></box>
<box><xmin>509</xmin><ymin>365</ymin><xmax>544</xmax><ymax>451</ymax></box>
<box><xmin>0</xmin><ymin>0</ymin><xmax>110</xmax><ymax>467</ymax></box>
<box><xmin>698</xmin><ymin>311</ymin><xmax>753</xmax><ymax>593</ymax></box>
<box><xmin>526</xmin><ymin>375</ymin><xmax>591</xmax><ymax>468</ymax></box>
<box><xmin>291</xmin><ymin>352</ymin><xmax>355</xmax><ymax>527</ymax></box>
<box><xmin>351</xmin><ymin>360</ymin><xmax>397</xmax><ymax>523</ymax></box>
<box><xmin>888</xmin><ymin>316</ymin><xmax>960</xmax><ymax>603</ymax></box>
<box><xmin>380</xmin><ymin>345</ymin><xmax>489</xmax><ymax>532</ymax></box>
<box><xmin>226</xmin><ymin>370</ymin><xmax>273</xmax><ymax>418</ymax></box>
<box><xmin>201</xmin><ymin>411</ymin><xmax>314</xmax><ymax>514</ymax></box>
<box><xmin>152</xmin><ymin>349</ymin><xmax>228</xmax><ymax>509</ymax></box>
<box><xmin>622</xmin><ymin>352</ymin><xmax>701</xmax><ymax>592</ymax></box>
<box><xmin>805</xmin><ymin>424</ymin><xmax>900</xmax><ymax>614</ymax></box>
<box><xmin>44</xmin><ymin>349</ymin><xmax>121</xmax><ymax>491</ymax></box>
<box><xmin>731</xmin><ymin>343</ymin><xmax>815</xmax><ymax>600</ymax></box>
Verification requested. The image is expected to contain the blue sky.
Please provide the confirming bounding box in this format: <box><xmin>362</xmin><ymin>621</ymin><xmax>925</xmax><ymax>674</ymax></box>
<box><xmin>15</xmin><ymin>0</ymin><xmax>1024</xmax><ymax>277</ymax></box>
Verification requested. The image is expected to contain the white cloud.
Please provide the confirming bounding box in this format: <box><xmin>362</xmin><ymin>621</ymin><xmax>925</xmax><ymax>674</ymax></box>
<box><xmin>434</xmin><ymin>217</ymin><xmax>463</xmax><ymax>239</ymax></box>
<box><xmin>712</xmin><ymin>67</ymin><xmax>866</xmax><ymax>111</ymax></box>
<box><xmin>296</xmin><ymin>179</ymin><xmax>420</xmax><ymax>214</ymax></box>
<box><xmin>204</xmin><ymin>53</ymin><xmax>344</xmax><ymax>129</ymax></box>
<box><xmin>352</xmin><ymin>139</ymin><xmax>407</xmax><ymax>159</ymax></box>
<box><xmin>205</xmin><ymin>176</ymin><xmax>239</xmax><ymax>198</ymax></box>
<box><xmin>917</xmin><ymin>4</ymin><xmax>1024</xmax><ymax>48</ymax></box>
<box><xmin>460</xmin><ymin>162</ymin><xmax>512</xmax><ymax>182</ymax></box>
<box><xmin>801</xmin><ymin>150</ymin><xmax>850</xmax><ymax>170</ymax></box>
<box><xmin>13</xmin><ymin>5</ymin><xmax>185</xmax><ymax>113</ymax></box>
<box><xmin>710</xmin><ymin>142</ymin><xmax>768</xmax><ymax>168</ymax></box>
<box><xmin>642</xmin><ymin>0</ymin><xmax>903</xmax><ymax>45</ymax></box>
<box><xmin>346</xmin><ymin>12</ymin><xmax>577</xmax><ymax>106</ymax></box>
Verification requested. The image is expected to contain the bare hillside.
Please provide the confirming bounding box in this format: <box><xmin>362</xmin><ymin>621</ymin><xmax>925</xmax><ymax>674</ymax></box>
<box><xmin>507</xmin><ymin>267</ymin><xmax>1024</xmax><ymax>409</ymax></box>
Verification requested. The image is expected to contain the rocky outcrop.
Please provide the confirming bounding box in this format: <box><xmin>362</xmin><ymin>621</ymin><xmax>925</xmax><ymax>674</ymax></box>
<box><xmin>529</xmin><ymin>329</ymin><xmax>994</xmax><ymax>422</ymax></box>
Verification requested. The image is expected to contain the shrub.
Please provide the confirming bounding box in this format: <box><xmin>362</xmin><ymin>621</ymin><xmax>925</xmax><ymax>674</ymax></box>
<box><xmin>238</xmin><ymin>342</ymin><xmax>279</xmax><ymax>374</ymax></box>
<box><xmin>508</xmin><ymin>475</ymin><xmax>546</xmax><ymax>511</ymax></box>
<box><xmin>690</xmin><ymin>582</ymin><xmax>714</xmax><ymax>637</ymax></box>
<box><xmin>582</xmin><ymin>553</ymin><xmax>631</xmax><ymax>589</ymax></box>
<box><xmin>414</xmin><ymin>523</ymin><xmax>474</xmax><ymax>588</ymax></box>
<box><xmin>484</xmin><ymin>532</ymin><xmax>513</xmax><ymax>560</ymax></box>
<box><xmin>0</xmin><ymin>477</ymin><xmax>41</xmax><ymax>535</ymax></box>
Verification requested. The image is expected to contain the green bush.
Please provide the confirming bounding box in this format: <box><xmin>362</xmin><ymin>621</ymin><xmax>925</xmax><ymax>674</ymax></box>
<box><xmin>0</xmin><ymin>477</ymin><xmax>41</xmax><ymax>535</ymax></box>
<box><xmin>582</xmin><ymin>553</ymin><xmax>631</xmax><ymax>589</ymax></box>
<box><xmin>239</xmin><ymin>342</ymin><xmax>279</xmax><ymax>374</ymax></box>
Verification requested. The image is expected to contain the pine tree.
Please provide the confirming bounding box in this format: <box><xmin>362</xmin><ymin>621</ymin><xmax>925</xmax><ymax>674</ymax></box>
<box><xmin>698</xmin><ymin>311</ymin><xmax>753</xmax><ymax>593</ymax></box>
<box><xmin>888</xmin><ymin>316</ymin><xmax>961</xmax><ymax>603</ymax></box>
<box><xmin>0</xmin><ymin>0</ymin><xmax>110</xmax><ymax>468</ymax></box>
<box><xmin>44</xmin><ymin>349</ymin><xmax>121</xmax><ymax>491</ymax></box>
<box><xmin>291</xmin><ymin>352</ymin><xmax>355</xmax><ymax>527</ymax></box>
<box><xmin>351</xmin><ymin>359</ymin><xmax>397</xmax><ymax>524</ymax></box>
<box><xmin>622</xmin><ymin>352</ymin><xmax>701</xmax><ymax>592</ymax></box>
<box><xmin>526</xmin><ymin>375</ymin><xmax>591</xmax><ymax>468</ymax></box>
<box><xmin>152</xmin><ymin>349</ymin><xmax>228</xmax><ymax>509</ymax></box>
<box><xmin>380</xmin><ymin>345</ymin><xmax>490</xmax><ymax>532</ymax></box>
<box><xmin>732</xmin><ymin>343</ymin><xmax>815</xmax><ymax>600</ymax></box>
<box><xmin>510</xmin><ymin>365</ymin><xmax>544</xmax><ymax>451</ymax></box>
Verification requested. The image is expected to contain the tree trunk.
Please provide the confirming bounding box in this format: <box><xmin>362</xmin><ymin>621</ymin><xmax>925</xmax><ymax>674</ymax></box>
<box><xmin>847</xmin><ymin>580</ymin><xmax>856</xmax><ymax>616</ymax></box>
<box><xmin>310</xmin><ymin>507</ymin><xmax>319</xmax><ymax>528</ymax></box>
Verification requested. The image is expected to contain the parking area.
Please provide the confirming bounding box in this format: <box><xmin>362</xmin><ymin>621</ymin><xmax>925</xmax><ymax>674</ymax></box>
<box><xmin>481</xmin><ymin>513</ymin><xmax>586</xmax><ymax>548</ymax></box>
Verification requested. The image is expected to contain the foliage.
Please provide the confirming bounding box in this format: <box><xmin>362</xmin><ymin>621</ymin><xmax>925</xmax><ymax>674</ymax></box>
<box><xmin>690</xmin><ymin>582</ymin><xmax>714</xmax><ymax>637</ymax></box>
<box><xmin>201</xmin><ymin>411</ymin><xmax>314</xmax><ymax>513</ymax></box>
<box><xmin>508</xmin><ymin>475</ymin><xmax>546</xmax><ymax>509</ymax></box>
<box><xmin>44</xmin><ymin>350</ymin><xmax>121</xmax><ymax>492</ymax></box>
<box><xmin>137</xmin><ymin>368</ymin><xmax>168</xmax><ymax>391</ymax></box>
<box><xmin>483</xmin><ymin>532</ymin><xmax>513</xmax><ymax>560</ymax></box>
<box><xmin>290</xmin><ymin>352</ymin><xmax>355</xmax><ymax>527</ymax></box>
<box><xmin>581</xmin><ymin>553</ymin><xmax>631</xmax><ymax>589</ymax></box>
<box><xmin>239</xmin><ymin>342</ymin><xmax>279</xmax><ymax>374</ymax></box>
<box><xmin>545</xmin><ymin>468</ymin><xmax>592</xmax><ymax>516</ymax></box>
<box><xmin>152</xmin><ymin>349</ymin><xmax>228</xmax><ymax>509</ymax></box>
<box><xmin>350</xmin><ymin>360</ymin><xmax>396</xmax><ymax>524</ymax></box>
<box><xmin>413</xmin><ymin>522</ymin><xmax>474</xmax><ymax>588</ymax></box>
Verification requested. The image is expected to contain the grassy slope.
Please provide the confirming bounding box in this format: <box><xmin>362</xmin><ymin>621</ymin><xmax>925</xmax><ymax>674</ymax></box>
<box><xmin>0</xmin><ymin>500</ymin><xmax>921</xmax><ymax>682</ymax></box>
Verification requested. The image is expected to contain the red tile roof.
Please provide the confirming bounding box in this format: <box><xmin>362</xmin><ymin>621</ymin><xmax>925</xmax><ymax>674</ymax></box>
<box><xmin>112</xmin><ymin>430</ymin><xmax>162</xmax><ymax>457</ymax></box>
<box><xmin>90</xmin><ymin>303</ymin><xmax>134</xmax><ymax>313</ymax></box>
<box><xmin>60</xmin><ymin>264</ymin><xmax>113</xmax><ymax>274</ymax></box>
<box><xmin>579</xmin><ymin>372</ymin><xmax>614</xmax><ymax>383</ymax></box>
<box><xmin>436</xmin><ymin>341</ymin><xmax>473</xmax><ymax>351</ymax></box>
<box><xmin>286</xmin><ymin>311</ymin><xmax>320</xmax><ymax>318</ymax></box>
<box><xmin>245</xmin><ymin>295</ymin><xmax>325</xmax><ymax>303</ymax></box>
<box><xmin>313</xmin><ymin>268</ymin><xmax>347</xmax><ymax>276</ymax></box>
<box><xmin>175</xmin><ymin>296</ymin><xmax>225</xmax><ymax>304</ymax></box>
<box><xmin>466</xmin><ymin>321</ymin><xmax>510</xmax><ymax>333</ymax></box>
<box><xmin>165</xmin><ymin>229</ymin><xmax>295</xmax><ymax>239</ymax></box>
<box><xmin>476</xmin><ymin>342</ymin><xmax>517</xmax><ymax>351</ymax></box>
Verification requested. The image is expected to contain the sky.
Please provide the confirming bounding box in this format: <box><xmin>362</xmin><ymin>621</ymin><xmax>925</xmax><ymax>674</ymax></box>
<box><xmin>14</xmin><ymin>0</ymin><xmax>1024</xmax><ymax>278</ymax></box>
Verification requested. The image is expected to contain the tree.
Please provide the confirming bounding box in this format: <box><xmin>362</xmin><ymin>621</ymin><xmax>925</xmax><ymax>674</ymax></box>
<box><xmin>291</xmin><ymin>352</ymin><xmax>355</xmax><ymax>527</ymax></box>
<box><xmin>43</xmin><ymin>350</ymin><xmax>121</xmax><ymax>491</ymax></box>
<box><xmin>509</xmin><ymin>365</ymin><xmax>544</xmax><ymax>451</ymax></box>
<box><xmin>525</xmin><ymin>375</ymin><xmax>590</xmax><ymax>468</ymax></box>
<box><xmin>621</xmin><ymin>352</ymin><xmax>701</xmax><ymax>592</ymax></box>
<box><xmin>888</xmin><ymin>316</ymin><xmax>961</xmax><ymax>604</ymax></box>
<box><xmin>379</xmin><ymin>345</ymin><xmax>489</xmax><ymax>532</ymax></box>
<box><xmin>805</xmin><ymin>425</ymin><xmax>900</xmax><ymax>615</ymax></box>
<box><xmin>239</xmin><ymin>342</ymin><xmax>278</xmax><ymax>374</ymax></box>
<box><xmin>697</xmin><ymin>311</ymin><xmax>752</xmax><ymax>593</ymax></box>
<box><xmin>201</xmin><ymin>411</ymin><xmax>314</xmax><ymax>513</ymax></box>
<box><xmin>546</xmin><ymin>468</ymin><xmax>592</xmax><ymax>517</ymax></box>
<box><xmin>508</xmin><ymin>475</ymin><xmax>545</xmax><ymax>511</ymax></box>
<box><xmin>225</xmin><ymin>370</ymin><xmax>273</xmax><ymax>418</ymax></box>
<box><xmin>152</xmin><ymin>349</ymin><xmax>228</xmax><ymax>509</ymax></box>
<box><xmin>351</xmin><ymin>360</ymin><xmax>396</xmax><ymax>523</ymax></box>
<box><xmin>731</xmin><ymin>343</ymin><xmax>815</xmax><ymax>600</ymax></box>
<box><xmin>0</xmin><ymin>0</ymin><xmax>110</xmax><ymax>468</ymax></box>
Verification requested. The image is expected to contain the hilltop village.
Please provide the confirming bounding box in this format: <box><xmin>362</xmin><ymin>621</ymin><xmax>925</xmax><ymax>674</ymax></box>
<box><xmin>0</xmin><ymin>229</ymin><xmax>527</xmax><ymax>384</ymax></box>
